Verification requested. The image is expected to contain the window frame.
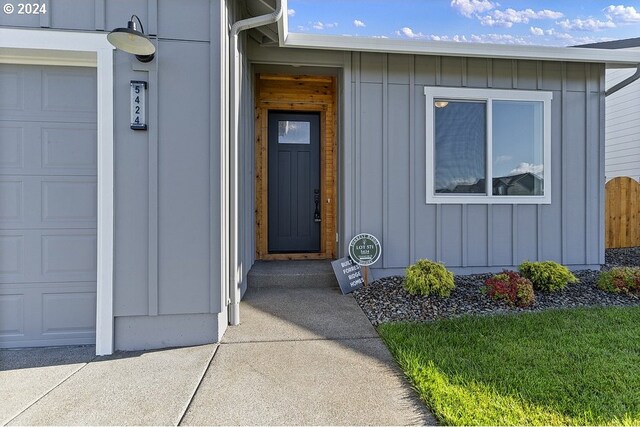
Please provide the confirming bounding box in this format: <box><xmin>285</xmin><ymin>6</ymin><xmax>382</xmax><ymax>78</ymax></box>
<box><xmin>424</xmin><ymin>86</ymin><xmax>553</xmax><ymax>205</ymax></box>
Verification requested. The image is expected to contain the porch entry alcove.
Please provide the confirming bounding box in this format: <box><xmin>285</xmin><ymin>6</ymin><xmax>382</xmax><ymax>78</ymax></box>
<box><xmin>255</xmin><ymin>74</ymin><xmax>337</xmax><ymax>260</ymax></box>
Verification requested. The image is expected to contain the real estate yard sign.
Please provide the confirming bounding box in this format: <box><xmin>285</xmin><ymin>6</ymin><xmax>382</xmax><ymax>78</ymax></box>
<box><xmin>348</xmin><ymin>233</ymin><xmax>381</xmax><ymax>286</ymax></box>
<box><xmin>331</xmin><ymin>257</ymin><xmax>364</xmax><ymax>294</ymax></box>
<box><xmin>348</xmin><ymin>233</ymin><xmax>381</xmax><ymax>266</ymax></box>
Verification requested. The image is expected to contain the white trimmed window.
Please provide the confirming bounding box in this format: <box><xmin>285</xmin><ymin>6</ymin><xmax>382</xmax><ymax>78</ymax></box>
<box><xmin>424</xmin><ymin>87</ymin><xmax>552</xmax><ymax>204</ymax></box>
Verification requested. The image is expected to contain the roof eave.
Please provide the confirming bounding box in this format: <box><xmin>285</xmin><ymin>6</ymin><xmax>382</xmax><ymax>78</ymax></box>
<box><xmin>281</xmin><ymin>33</ymin><xmax>640</xmax><ymax>65</ymax></box>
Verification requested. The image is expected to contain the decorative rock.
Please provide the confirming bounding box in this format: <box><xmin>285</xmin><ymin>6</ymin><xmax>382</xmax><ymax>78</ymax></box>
<box><xmin>353</xmin><ymin>248</ymin><xmax>640</xmax><ymax>326</ymax></box>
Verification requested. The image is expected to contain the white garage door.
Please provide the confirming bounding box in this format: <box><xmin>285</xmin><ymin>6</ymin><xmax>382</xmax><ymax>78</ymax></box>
<box><xmin>0</xmin><ymin>64</ymin><xmax>97</xmax><ymax>348</ymax></box>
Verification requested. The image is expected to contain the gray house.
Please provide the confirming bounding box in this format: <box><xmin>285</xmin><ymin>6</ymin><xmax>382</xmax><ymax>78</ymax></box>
<box><xmin>1</xmin><ymin>0</ymin><xmax>639</xmax><ymax>355</ymax></box>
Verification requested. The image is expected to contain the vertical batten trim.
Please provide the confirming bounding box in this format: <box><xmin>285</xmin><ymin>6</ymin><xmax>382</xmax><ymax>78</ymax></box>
<box><xmin>461</xmin><ymin>59</ymin><xmax>468</xmax><ymax>267</ymax></box>
<box><xmin>148</xmin><ymin>0</ymin><xmax>158</xmax><ymax>36</ymax></box>
<box><xmin>436</xmin><ymin>205</ymin><xmax>443</xmax><ymax>262</ymax></box>
<box><xmin>40</xmin><ymin>0</ymin><xmax>50</xmax><ymax>27</ymax></box>
<box><xmin>95</xmin><ymin>0</ymin><xmax>105</xmax><ymax>31</ymax></box>
<box><xmin>461</xmin><ymin>57</ymin><xmax>468</xmax><ymax>87</ymax></box>
<box><xmin>536</xmin><ymin>61</ymin><xmax>543</xmax><ymax>261</ymax></box>
<box><xmin>382</xmin><ymin>54</ymin><xmax>389</xmax><ymax>267</ymax></box>
<box><xmin>461</xmin><ymin>205</ymin><xmax>468</xmax><ymax>267</ymax></box>
<box><xmin>585</xmin><ymin>64</ymin><xmax>592</xmax><ymax>264</ymax></box>
<box><xmin>487</xmin><ymin>59</ymin><xmax>493</xmax><ymax>88</ymax></box>
<box><xmin>409</xmin><ymin>55</ymin><xmax>416</xmax><ymax>263</ymax></box>
<box><xmin>354</xmin><ymin>52</ymin><xmax>361</xmax><ymax>233</ymax></box>
<box><xmin>209</xmin><ymin>1</ymin><xmax>223</xmax><ymax>314</ymax></box>
<box><xmin>487</xmin><ymin>60</ymin><xmax>498</xmax><ymax>262</ymax></box>
<box><xmin>512</xmin><ymin>206</ymin><xmax>518</xmax><ymax>265</ymax></box>
<box><xmin>511</xmin><ymin>60</ymin><xmax>518</xmax><ymax>266</ymax></box>
<box><xmin>342</xmin><ymin>52</ymin><xmax>354</xmax><ymax>256</ymax></box>
<box><xmin>487</xmin><ymin>205</ymin><xmax>493</xmax><ymax>266</ymax></box>
<box><xmin>560</xmin><ymin>62</ymin><xmax>567</xmax><ymax>264</ymax></box>
<box><xmin>598</xmin><ymin>64</ymin><xmax>606</xmax><ymax>264</ymax></box>
<box><xmin>435</xmin><ymin>56</ymin><xmax>442</xmax><ymax>262</ymax></box>
<box><xmin>148</xmin><ymin>48</ymin><xmax>159</xmax><ymax>317</ymax></box>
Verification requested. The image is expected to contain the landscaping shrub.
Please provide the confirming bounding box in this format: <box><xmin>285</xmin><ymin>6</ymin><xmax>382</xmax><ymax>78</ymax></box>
<box><xmin>404</xmin><ymin>259</ymin><xmax>455</xmax><ymax>297</ymax></box>
<box><xmin>519</xmin><ymin>261</ymin><xmax>577</xmax><ymax>292</ymax></box>
<box><xmin>484</xmin><ymin>270</ymin><xmax>535</xmax><ymax>307</ymax></box>
<box><xmin>598</xmin><ymin>267</ymin><xmax>640</xmax><ymax>295</ymax></box>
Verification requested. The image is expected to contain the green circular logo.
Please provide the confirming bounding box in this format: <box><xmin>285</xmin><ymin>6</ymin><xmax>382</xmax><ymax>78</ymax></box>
<box><xmin>348</xmin><ymin>233</ymin><xmax>381</xmax><ymax>266</ymax></box>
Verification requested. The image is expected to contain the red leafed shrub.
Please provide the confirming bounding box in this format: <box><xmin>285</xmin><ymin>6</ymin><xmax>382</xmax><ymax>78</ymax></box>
<box><xmin>598</xmin><ymin>267</ymin><xmax>640</xmax><ymax>295</ymax></box>
<box><xmin>485</xmin><ymin>270</ymin><xmax>535</xmax><ymax>308</ymax></box>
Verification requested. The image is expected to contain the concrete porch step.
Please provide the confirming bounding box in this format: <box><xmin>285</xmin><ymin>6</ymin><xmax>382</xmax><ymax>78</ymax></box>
<box><xmin>247</xmin><ymin>260</ymin><xmax>339</xmax><ymax>289</ymax></box>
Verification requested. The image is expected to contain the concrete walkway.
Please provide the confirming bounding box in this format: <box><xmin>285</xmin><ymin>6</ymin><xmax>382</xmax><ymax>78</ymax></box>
<box><xmin>1</xmin><ymin>287</ymin><xmax>435</xmax><ymax>425</ymax></box>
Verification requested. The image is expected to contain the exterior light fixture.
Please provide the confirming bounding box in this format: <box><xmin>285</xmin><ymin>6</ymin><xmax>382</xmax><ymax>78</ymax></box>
<box><xmin>434</xmin><ymin>101</ymin><xmax>449</xmax><ymax>108</ymax></box>
<box><xmin>107</xmin><ymin>15</ymin><xmax>155</xmax><ymax>63</ymax></box>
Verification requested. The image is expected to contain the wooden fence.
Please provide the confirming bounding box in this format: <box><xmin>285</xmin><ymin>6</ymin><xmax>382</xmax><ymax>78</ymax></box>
<box><xmin>606</xmin><ymin>176</ymin><xmax>640</xmax><ymax>249</ymax></box>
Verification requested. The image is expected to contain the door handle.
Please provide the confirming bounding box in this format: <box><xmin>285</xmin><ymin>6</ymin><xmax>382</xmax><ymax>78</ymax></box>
<box><xmin>314</xmin><ymin>189</ymin><xmax>321</xmax><ymax>222</ymax></box>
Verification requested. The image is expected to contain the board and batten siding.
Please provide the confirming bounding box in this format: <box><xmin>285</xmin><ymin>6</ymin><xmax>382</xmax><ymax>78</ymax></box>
<box><xmin>1</xmin><ymin>0</ymin><xmax>227</xmax><ymax>350</ymax></box>
<box><xmin>605</xmin><ymin>67</ymin><xmax>640</xmax><ymax>182</ymax></box>
<box><xmin>349</xmin><ymin>52</ymin><xmax>605</xmax><ymax>273</ymax></box>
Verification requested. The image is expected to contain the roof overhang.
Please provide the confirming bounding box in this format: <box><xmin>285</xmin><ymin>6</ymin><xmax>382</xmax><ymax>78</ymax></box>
<box><xmin>269</xmin><ymin>0</ymin><xmax>640</xmax><ymax>66</ymax></box>
<box><xmin>282</xmin><ymin>33</ymin><xmax>640</xmax><ymax>66</ymax></box>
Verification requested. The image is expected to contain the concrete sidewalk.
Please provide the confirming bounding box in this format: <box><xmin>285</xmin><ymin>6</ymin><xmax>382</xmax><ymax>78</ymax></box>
<box><xmin>1</xmin><ymin>287</ymin><xmax>435</xmax><ymax>425</ymax></box>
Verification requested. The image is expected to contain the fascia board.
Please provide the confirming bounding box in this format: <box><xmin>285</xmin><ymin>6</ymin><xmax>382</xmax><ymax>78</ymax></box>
<box><xmin>283</xmin><ymin>32</ymin><xmax>640</xmax><ymax>65</ymax></box>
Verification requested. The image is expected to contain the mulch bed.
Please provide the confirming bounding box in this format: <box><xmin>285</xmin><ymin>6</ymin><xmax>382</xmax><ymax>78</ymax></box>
<box><xmin>354</xmin><ymin>248</ymin><xmax>640</xmax><ymax>326</ymax></box>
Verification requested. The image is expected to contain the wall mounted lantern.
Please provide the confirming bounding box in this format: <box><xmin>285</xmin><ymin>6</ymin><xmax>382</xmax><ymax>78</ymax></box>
<box><xmin>107</xmin><ymin>15</ymin><xmax>156</xmax><ymax>63</ymax></box>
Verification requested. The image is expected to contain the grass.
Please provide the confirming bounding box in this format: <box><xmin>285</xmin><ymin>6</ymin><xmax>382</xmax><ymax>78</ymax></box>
<box><xmin>378</xmin><ymin>307</ymin><xmax>640</xmax><ymax>426</ymax></box>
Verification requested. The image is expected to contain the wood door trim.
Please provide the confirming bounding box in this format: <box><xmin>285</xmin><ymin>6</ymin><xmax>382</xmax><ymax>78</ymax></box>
<box><xmin>255</xmin><ymin>74</ymin><xmax>337</xmax><ymax>260</ymax></box>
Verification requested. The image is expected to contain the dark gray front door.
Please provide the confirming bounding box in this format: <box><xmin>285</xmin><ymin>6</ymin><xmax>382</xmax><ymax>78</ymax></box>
<box><xmin>268</xmin><ymin>112</ymin><xmax>321</xmax><ymax>253</ymax></box>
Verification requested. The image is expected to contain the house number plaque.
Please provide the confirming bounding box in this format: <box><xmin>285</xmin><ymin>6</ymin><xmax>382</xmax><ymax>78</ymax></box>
<box><xmin>130</xmin><ymin>80</ymin><xmax>147</xmax><ymax>130</ymax></box>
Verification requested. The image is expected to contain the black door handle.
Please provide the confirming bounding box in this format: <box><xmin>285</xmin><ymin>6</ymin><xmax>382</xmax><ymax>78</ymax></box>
<box><xmin>314</xmin><ymin>189</ymin><xmax>321</xmax><ymax>222</ymax></box>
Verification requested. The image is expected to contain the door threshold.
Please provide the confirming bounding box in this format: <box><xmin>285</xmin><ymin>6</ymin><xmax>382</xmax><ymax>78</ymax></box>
<box><xmin>259</xmin><ymin>253</ymin><xmax>332</xmax><ymax>261</ymax></box>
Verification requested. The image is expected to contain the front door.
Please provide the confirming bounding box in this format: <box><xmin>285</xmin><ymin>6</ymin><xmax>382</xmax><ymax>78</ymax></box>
<box><xmin>268</xmin><ymin>112</ymin><xmax>321</xmax><ymax>253</ymax></box>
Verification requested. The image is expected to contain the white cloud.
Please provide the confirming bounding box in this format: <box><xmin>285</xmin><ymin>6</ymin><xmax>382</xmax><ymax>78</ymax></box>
<box><xmin>372</xmin><ymin>35</ymin><xmax>389</xmax><ymax>39</ymax></box>
<box><xmin>287</xmin><ymin>8</ymin><xmax>295</xmax><ymax>17</ymax></box>
<box><xmin>557</xmin><ymin>18</ymin><xmax>616</xmax><ymax>31</ymax></box>
<box><xmin>480</xmin><ymin>8</ymin><xmax>564</xmax><ymax>28</ymax></box>
<box><xmin>353</xmin><ymin>19</ymin><xmax>366</xmax><ymax>28</ymax></box>
<box><xmin>396</xmin><ymin>27</ymin><xmax>426</xmax><ymax>39</ymax></box>
<box><xmin>530</xmin><ymin>26</ymin><xmax>545</xmax><ymax>36</ymax></box>
<box><xmin>451</xmin><ymin>0</ymin><xmax>496</xmax><ymax>17</ymax></box>
<box><xmin>495</xmin><ymin>155</ymin><xmax>513</xmax><ymax>164</ymax></box>
<box><xmin>470</xmin><ymin>33</ymin><xmax>530</xmax><ymax>44</ymax></box>
<box><xmin>604</xmin><ymin>5</ymin><xmax>640</xmax><ymax>22</ymax></box>
<box><xmin>509</xmin><ymin>163</ymin><xmax>543</xmax><ymax>176</ymax></box>
<box><xmin>312</xmin><ymin>21</ymin><xmax>338</xmax><ymax>30</ymax></box>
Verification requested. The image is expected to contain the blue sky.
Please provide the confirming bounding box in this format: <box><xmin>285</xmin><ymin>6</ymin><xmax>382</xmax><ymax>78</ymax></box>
<box><xmin>287</xmin><ymin>1</ymin><xmax>640</xmax><ymax>46</ymax></box>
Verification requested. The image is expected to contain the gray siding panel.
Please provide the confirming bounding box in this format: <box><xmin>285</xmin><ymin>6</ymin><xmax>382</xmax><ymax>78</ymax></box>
<box><xmin>158</xmin><ymin>0</ymin><xmax>210</xmax><ymax>41</ymax></box>
<box><xmin>441</xmin><ymin>205</ymin><xmax>463</xmax><ymax>266</ymax></box>
<box><xmin>359</xmin><ymin>83</ymin><xmax>384</xmax><ymax>263</ymax></box>
<box><xmin>467</xmin><ymin>205</ymin><xmax>488</xmax><ymax>266</ymax></box>
<box><xmin>157</xmin><ymin>41</ymin><xmax>211</xmax><ymax>315</ymax></box>
<box><xmin>386</xmin><ymin>84</ymin><xmax>411</xmax><ymax>268</ymax></box>
<box><xmin>346</xmin><ymin>53</ymin><xmax>603</xmax><ymax>271</ymax></box>
<box><xmin>106</xmin><ymin>0</ymin><xmax>148</xmax><ymax>35</ymax></box>
<box><xmin>564</xmin><ymin>90</ymin><xmax>587</xmax><ymax>265</ymax></box>
<box><xmin>113</xmin><ymin>52</ymin><xmax>150</xmax><ymax>317</ymax></box>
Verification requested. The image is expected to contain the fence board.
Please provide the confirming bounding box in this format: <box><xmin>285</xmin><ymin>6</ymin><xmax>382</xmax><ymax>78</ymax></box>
<box><xmin>606</xmin><ymin>176</ymin><xmax>640</xmax><ymax>248</ymax></box>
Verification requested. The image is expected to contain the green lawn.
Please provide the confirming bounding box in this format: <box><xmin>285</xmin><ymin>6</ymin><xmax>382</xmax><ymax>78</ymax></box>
<box><xmin>378</xmin><ymin>307</ymin><xmax>640</xmax><ymax>426</ymax></box>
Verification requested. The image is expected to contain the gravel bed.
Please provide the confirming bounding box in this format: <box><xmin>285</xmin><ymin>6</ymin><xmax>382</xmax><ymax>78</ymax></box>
<box><xmin>354</xmin><ymin>247</ymin><xmax>640</xmax><ymax>326</ymax></box>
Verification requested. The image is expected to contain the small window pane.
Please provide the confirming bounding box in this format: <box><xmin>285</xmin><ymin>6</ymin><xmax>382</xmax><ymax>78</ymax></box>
<box><xmin>492</xmin><ymin>101</ymin><xmax>544</xmax><ymax>196</ymax></box>
<box><xmin>434</xmin><ymin>100</ymin><xmax>486</xmax><ymax>194</ymax></box>
<box><xmin>278</xmin><ymin>120</ymin><xmax>310</xmax><ymax>144</ymax></box>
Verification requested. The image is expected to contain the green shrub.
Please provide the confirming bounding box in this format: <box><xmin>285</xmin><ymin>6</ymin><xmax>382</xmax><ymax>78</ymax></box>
<box><xmin>598</xmin><ymin>267</ymin><xmax>640</xmax><ymax>295</ymax></box>
<box><xmin>404</xmin><ymin>259</ymin><xmax>455</xmax><ymax>297</ymax></box>
<box><xmin>518</xmin><ymin>261</ymin><xmax>577</xmax><ymax>292</ymax></box>
<box><xmin>485</xmin><ymin>270</ymin><xmax>535</xmax><ymax>307</ymax></box>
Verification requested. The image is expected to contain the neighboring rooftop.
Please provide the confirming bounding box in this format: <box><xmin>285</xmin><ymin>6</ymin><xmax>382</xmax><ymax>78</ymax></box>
<box><xmin>577</xmin><ymin>37</ymin><xmax>640</xmax><ymax>50</ymax></box>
